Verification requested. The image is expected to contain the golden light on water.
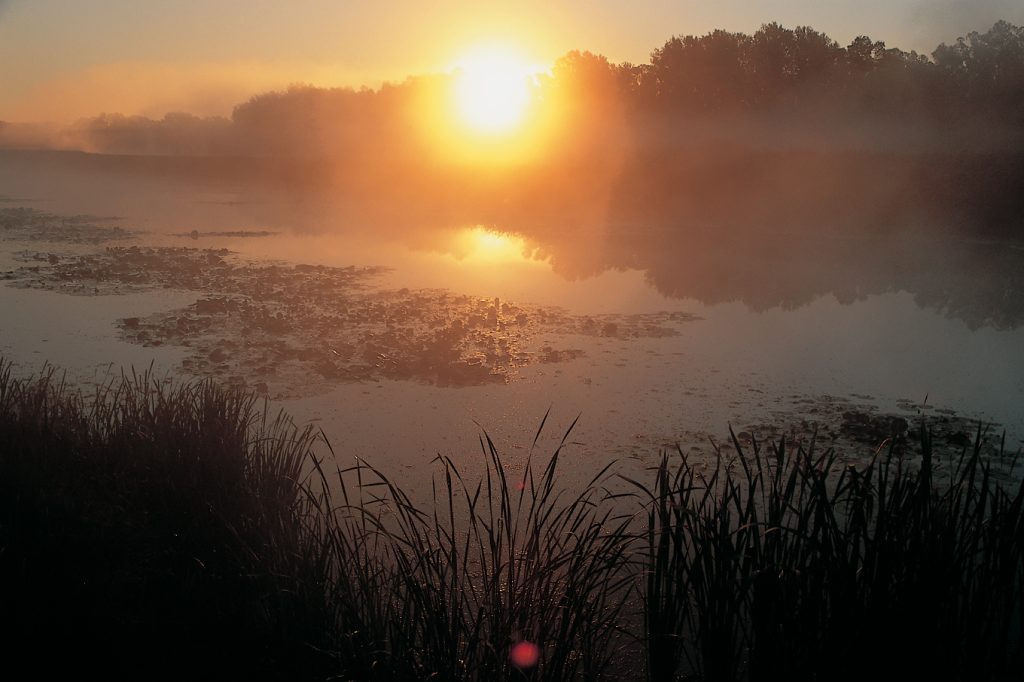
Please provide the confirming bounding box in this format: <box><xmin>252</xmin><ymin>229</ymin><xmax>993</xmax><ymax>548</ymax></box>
<box><xmin>454</xmin><ymin>226</ymin><xmax>539</xmax><ymax>264</ymax></box>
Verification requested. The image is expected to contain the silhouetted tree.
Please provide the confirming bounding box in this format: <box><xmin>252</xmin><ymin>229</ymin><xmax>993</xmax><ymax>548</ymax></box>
<box><xmin>24</xmin><ymin>20</ymin><xmax>1024</xmax><ymax>173</ymax></box>
<box><xmin>933</xmin><ymin>20</ymin><xmax>1024</xmax><ymax>120</ymax></box>
<box><xmin>649</xmin><ymin>30</ymin><xmax>752</xmax><ymax>113</ymax></box>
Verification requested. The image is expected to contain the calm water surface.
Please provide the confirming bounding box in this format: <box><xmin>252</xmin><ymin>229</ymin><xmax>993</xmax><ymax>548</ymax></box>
<box><xmin>2</xmin><ymin>151</ymin><xmax>1021</xmax><ymax>488</ymax></box>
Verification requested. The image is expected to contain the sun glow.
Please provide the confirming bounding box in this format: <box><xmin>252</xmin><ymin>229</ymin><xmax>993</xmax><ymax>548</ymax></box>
<box><xmin>413</xmin><ymin>44</ymin><xmax>558</xmax><ymax>165</ymax></box>
<box><xmin>452</xmin><ymin>47</ymin><xmax>537</xmax><ymax>134</ymax></box>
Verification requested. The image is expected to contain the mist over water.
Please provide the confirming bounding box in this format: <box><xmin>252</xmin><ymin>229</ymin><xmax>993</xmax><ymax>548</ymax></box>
<box><xmin>2</xmin><ymin>20</ymin><xmax>1024</xmax><ymax>480</ymax></box>
<box><xmin>2</xmin><ymin>144</ymin><xmax>1021</xmax><ymax>486</ymax></box>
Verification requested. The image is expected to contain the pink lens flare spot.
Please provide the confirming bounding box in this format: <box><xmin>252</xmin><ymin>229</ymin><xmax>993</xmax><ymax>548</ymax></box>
<box><xmin>516</xmin><ymin>480</ymin><xmax>526</xmax><ymax>491</ymax></box>
<box><xmin>509</xmin><ymin>640</ymin><xmax>540</xmax><ymax>669</ymax></box>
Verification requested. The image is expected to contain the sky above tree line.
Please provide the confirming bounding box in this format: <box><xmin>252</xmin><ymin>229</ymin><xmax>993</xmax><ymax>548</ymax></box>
<box><xmin>2</xmin><ymin>0</ymin><xmax>1023</xmax><ymax>122</ymax></box>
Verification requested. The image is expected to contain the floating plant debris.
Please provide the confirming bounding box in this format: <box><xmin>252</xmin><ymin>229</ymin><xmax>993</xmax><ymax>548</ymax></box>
<box><xmin>0</xmin><ymin>207</ymin><xmax>131</xmax><ymax>244</ymax></box>
<box><xmin>1</xmin><ymin>244</ymin><xmax>700</xmax><ymax>394</ymax></box>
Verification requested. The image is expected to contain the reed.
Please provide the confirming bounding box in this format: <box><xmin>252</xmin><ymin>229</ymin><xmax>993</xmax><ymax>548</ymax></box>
<box><xmin>1</xmin><ymin>358</ymin><xmax>1021</xmax><ymax>680</ymax></box>
<box><xmin>0</xmin><ymin>360</ymin><xmax>337</xmax><ymax>679</ymax></box>
<box><xmin>638</xmin><ymin>427</ymin><xmax>1024</xmax><ymax>681</ymax></box>
<box><xmin>303</xmin><ymin>413</ymin><xmax>637</xmax><ymax>679</ymax></box>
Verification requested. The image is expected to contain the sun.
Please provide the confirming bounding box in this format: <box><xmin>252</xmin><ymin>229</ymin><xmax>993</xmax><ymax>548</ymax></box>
<box><xmin>453</xmin><ymin>47</ymin><xmax>536</xmax><ymax>134</ymax></box>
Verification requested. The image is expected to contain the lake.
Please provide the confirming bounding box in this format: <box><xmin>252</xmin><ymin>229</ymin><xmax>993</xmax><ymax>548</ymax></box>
<box><xmin>2</xmin><ymin>149</ymin><xmax>1021</xmax><ymax>492</ymax></box>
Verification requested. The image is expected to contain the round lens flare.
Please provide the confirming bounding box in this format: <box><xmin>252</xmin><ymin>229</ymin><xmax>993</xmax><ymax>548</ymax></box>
<box><xmin>509</xmin><ymin>640</ymin><xmax>541</xmax><ymax>669</ymax></box>
<box><xmin>453</xmin><ymin>49</ymin><xmax>535</xmax><ymax>133</ymax></box>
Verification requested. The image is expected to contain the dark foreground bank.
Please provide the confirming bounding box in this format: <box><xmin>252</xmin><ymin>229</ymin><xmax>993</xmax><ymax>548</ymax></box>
<box><xmin>0</xmin><ymin>360</ymin><xmax>1021</xmax><ymax>681</ymax></box>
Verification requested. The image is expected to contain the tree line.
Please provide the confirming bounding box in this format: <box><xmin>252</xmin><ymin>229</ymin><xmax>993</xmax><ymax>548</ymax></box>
<box><xmin>3</xmin><ymin>20</ymin><xmax>1018</xmax><ymax>158</ymax></box>
<box><xmin>553</xmin><ymin>20</ymin><xmax>1023</xmax><ymax>122</ymax></box>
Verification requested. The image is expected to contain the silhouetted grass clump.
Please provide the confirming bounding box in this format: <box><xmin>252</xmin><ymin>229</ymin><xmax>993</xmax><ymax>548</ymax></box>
<box><xmin>1</xmin><ymin>359</ymin><xmax>1022</xmax><ymax>680</ymax></box>
<box><xmin>304</xmin><ymin>414</ymin><xmax>636</xmax><ymax>680</ymax></box>
<box><xmin>0</xmin><ymin>361</ymin><xmax>336</xmax><ymax>680</ymax></box>
<box><xmin>639</xmin><ymin>429</ymin><xmax>1024</xmax><ymax>681</ymax></box>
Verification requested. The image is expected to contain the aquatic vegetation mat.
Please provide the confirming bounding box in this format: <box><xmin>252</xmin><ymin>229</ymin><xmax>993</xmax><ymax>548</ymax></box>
<box><xmin>0</xmin><ymin>206</ymin><xmax>132</xmax><ymax>244</ymax></box>
<box><xmin>1</xmin><ymin>242</ymin><xmax>698</xmax><ymax>393</ymax></box>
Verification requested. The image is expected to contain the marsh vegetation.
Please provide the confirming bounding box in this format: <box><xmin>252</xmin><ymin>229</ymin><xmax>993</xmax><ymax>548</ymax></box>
<box><xmin>2</xmin><ymin>362</ymin><xmax>1020</xmax><ymax>680</ymax></box>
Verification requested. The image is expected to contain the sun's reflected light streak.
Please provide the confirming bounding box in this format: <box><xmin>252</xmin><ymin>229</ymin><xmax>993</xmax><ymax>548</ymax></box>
<box><xmin>454</xmin><ymin>226</ymin><xmax>542</xmax><ymax>265</ymax></box>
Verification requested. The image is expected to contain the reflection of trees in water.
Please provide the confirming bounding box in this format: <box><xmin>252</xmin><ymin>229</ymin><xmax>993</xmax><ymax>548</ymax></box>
<box><xmin>477</xmin><ymin>150</ymin><xmax>1024</xmax><ymax>331</ymax></box>
<box><xmin>509</xmin><ymin>191</ymin><xmax>1024</xmax><ymax>330</ymax></box>
<box><xmin>524</xmin><ymin>218</ymin><xmax>1024</xmax><ymax>331</ymax></box>
<box><xmin>6</xmin><ymin>145</ymin><xmax>1021</xmax><ymax>331</ymax></box>
<box><xmin>642</xmin><ymin>233</ymin><xmax>1024</xmax><ymax>331</ymax></box>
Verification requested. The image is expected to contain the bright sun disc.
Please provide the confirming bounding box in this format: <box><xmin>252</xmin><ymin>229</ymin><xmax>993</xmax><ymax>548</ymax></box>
<box><xmin>453</xmin><ymin>48</ymin><xmax>533</xmax><ymax>134</ymax></box>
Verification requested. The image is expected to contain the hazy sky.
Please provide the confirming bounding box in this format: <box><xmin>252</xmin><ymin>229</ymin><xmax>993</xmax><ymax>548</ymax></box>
<box><xmin>2</xmin><ymin>0</ymin><xmax>1022</xmax><ymax>122</ymax></box>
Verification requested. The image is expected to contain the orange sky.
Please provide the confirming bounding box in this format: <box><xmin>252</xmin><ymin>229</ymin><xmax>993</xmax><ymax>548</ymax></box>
<box><xmin>1</xmin><ymin>0</ymin><xmax>1021</xmax><ymax>122</ymax></box>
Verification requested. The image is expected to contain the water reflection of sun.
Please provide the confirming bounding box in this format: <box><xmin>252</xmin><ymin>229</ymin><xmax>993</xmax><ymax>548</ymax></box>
<box><xmin>457</xmin><ymin>226</ymin><xmax>537</xmax><ymax>264</ymax></box>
